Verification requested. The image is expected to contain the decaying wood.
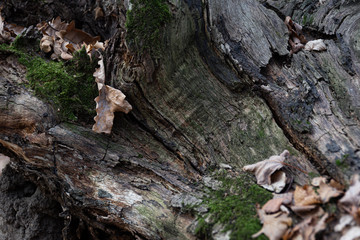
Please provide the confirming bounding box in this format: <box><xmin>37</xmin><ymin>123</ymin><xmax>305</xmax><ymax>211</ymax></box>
<box><xmin>1</xmin><ymin>0</ymin><xmax>360</xmax><ymax>239</ymax></box>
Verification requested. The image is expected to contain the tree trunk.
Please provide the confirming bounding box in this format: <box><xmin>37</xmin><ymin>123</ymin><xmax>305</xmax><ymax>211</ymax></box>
<box><xmin>1</xmin><ymin>0</ymin><xmax>360</xmax><ymax>239</ymax></box>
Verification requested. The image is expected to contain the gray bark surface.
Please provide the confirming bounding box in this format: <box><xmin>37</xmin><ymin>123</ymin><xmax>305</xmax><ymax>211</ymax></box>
<box><xmin>1</xmin><ymin>0</ymin><xmax>360</xmax><ymax>239</ymax></box>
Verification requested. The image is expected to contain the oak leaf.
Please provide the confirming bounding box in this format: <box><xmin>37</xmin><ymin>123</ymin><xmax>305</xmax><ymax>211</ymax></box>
<box><xmin>252</xmin><ymin>207</ymin><xmax>292</xmax><ymax>240</ymax></box>
<box><xmin>92</xmin><ymin>58</ymin><xmax>132</xmax><ymax>134</ymax></box>
<box><xmin>285</xmin><ymin>213</ymin><xmax>328</xmax><ymax>240</ymax></box>
<box><xmin>304</xmin><ymin>39</ymin><xmax>327</xmax><ymax>51</ymax></box>
<box><xmin>262</xmin><ymin>198</ymin><xmax>285</xmax><ymax>214</ymax></box>
<box><xmin>294</xmin><ymin>185</ymin><xmax>321</xmax><ymax>206</ymax></box>
<box><xmin>339</xmin><ymin>174</ymin><xmax>360</xmax><ymax>208</ymax></box>
<box><xmin>0</xmin><ymin>153</ymin><xmax>10</xmax><ymax>175</ymax></box>
<box><xmin>40</xmin><ymin>35</ymin><xmax>54</xmax><ymax>53</ymax></box>
<box><xmin>318</xmin><ymin>181</ymin><xmax>342</xmax><ymax>203</ymax></box>
<box><xmin>243</xmin><ymin>150</ymin><xmax>289</xmax><ymax>193</ymax></box>
<box><xmin>311</xmin><ymin>177</ymin><xmax>327</xmax><ymax>187</ymax></box>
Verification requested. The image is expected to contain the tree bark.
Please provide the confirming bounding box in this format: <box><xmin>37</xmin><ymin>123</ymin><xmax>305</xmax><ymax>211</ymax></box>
<box><xmin>1</xmin><ymin>0</ymin><xmax>360</xmax><ymax>239</ymax></box>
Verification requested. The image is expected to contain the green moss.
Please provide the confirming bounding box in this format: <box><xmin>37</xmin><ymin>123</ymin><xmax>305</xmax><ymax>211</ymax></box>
<box><xmin>335</xmin><ymin>154</ymin><xmax>349</xmax><ymax>170</ymax></box>
<box><xmin>302</xmin><ymin>14</ymin><xmax>314</xmax><ymax>26</ymax></box>
<box><xmin>195</xmin><ymin>174</ymin><xmax>272</xmax><ymax>240</ymax></box>
<box><xmin>125</xmin><ymin>0</ymin><xmax>171</xmax><ymax>55</ymax></box>
<box><xmin>1</xmin><ymin>41</ymin><xmax>98</xmax><ymax>122</ymax></box>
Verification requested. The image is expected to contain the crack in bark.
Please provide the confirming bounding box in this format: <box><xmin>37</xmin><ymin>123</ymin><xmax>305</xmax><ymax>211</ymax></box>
<box><xmin>131</xmin><ymin>80</ymin><xmax>204</xmax><ymax>174</ymax></box>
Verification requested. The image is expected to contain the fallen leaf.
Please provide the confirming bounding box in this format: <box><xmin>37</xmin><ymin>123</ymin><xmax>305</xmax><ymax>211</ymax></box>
<box><xmin>0</xmin><ymin>153</ymin><xmax>10</xmax><ymax>175</ymax></box>
<box><xmin>93</xmin><ymin>57</ymin><xmax>105</xmax><ymax>88</ymax></box>
<box><xmin>0</xmin><ymin>15</ymin><xmax>14</xmax><ymax>42</ymax></box>
<box><xmin>95</xmin><ymin>6</ymin><xmax>104</xmax><ymax>20</ymax></box>
<box><xmin>38</xmin><ymin>17</ymin><xmax>103</xmax><ymax>59</ymax></box>
<box><xmin>284</xmin><ymin>213</ymin><xmax>328</xmax><ymax>240</ymax></box>
<box><xmin>291</xmin><ymin>205</ymin><xmax>324</xmax><ymax>219</ymax></box>
<box><xmin>243</xmin><ymin>150</ymin><xmax>289</xmax><ymax>193</ymax></box>
<box><xmin>92</xmin><ymin>85</ymin><xmax>132</xmax><ymax>134</ymax></box>
<box><xmin>339</xmin><ymin>174</ymin><xmax>360</xmax><ymax>208</ymax></box>
<box><xmin>318</xmin><ymin>181</ymin><xmax>342</xmax><ymax>203</ymax></box>
<box><xmin>340</xmin><ymin>226</ymin><xmax>360</xmax><ymax>240</ymax></box>
<box><xmin>274</xmin><ymin>192</ymin><xmax>293</xmax><ymax>205</ymax></box>
<box><xmin>40</xmin><ymin>35</ymin><xmax>54</xmax><ymax>53</ymax></box>
<box><xmin>252</xmin><ymin>207</ymin><xmax>292</xmax><ymax>240</ymax></box>
<box><xmin>304</xmin><ymin>39</ymin><xmax>327</xmax><ymax>51</ymax></box>
<box><xmin>330</xmin><ymin>179</ymin><xmax>345</xmax><ymax>191</ymax></box>
<box><xmin>311</xmin><ymin>177</ymin><xmax>327</xmax><ymax>187</ymax></box>
<box><xmin>335</xmin><ymin>215</ymin><xmax>354</xmax><ymax>232</ymax></box>
<box><xmin>262</xmin><ymin>198</ymin><xmax>284</xmax><ymax>214</ymax></box>
<box><xmin>285</xmin><ymin>16</ymin><xmax>307</xmax><ymax>54</ymax></box>
<box><xmin>4</xmin><ymin>22</ymin><xmax>25</xmax><ymax>36</ymax></box>
<box><xmin>294</xmin><ymin>185</ymin><xmax>321</xmax><ymax>206</ymax></box>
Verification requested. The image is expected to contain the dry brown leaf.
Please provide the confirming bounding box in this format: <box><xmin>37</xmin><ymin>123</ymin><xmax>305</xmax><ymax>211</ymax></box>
<box><xmin>94</xmin><ymin>6</ymin><xmax>104</xmax><ymax>20</ymax></box>
<box><xmin>262</xmin><ymin>198</ymin><xmax>284</xmax><ymax>214</ymax></box>
<box><xmin>38</xmin><ymin>17</ymin><xmax>103</xmax><ymax>59</ymax></box>
<box><xmin>339</xmin><ymin>174</ymin><xmax>360</xmax><ymax>208</ymax></box>
<box><xmin>318</xmin><ymin>181</ymin><xmax>342</xmax><ymax>203</ymax></box>
<box><xmin>252</xmin><ymin>208</ymin><xmax>292</xmax><ymax>240</ymax></box>
<box><xmin>291</xmin><ymin>205</ymin><xmax>325</xmax><ymax>219</ymax></box>
<box><xmin>340</xmin><ymin>226</ymin><xmax>360</xmax><ymax>240</ymax></box>
<box><xmin>284</xmin><ymin>213</ymin><xmax>328</xmax><ymax>240</ymax></box>
<box><xmin>330</xmin><ymin>179</ymin><xmax>345</xmax><ymax>191</ymax></box>
<box><xmin>243</xmin><ymin>150</ymin><xmax>289</xmax><ymax>193</ymax></box>
<box><xmin>311</xmin><ymin>177</ymin><xmax>327</xmax><ymax>187</ymax></box>
<box><xmin>40</xmin><ymin>35</ymin><xmax>54</xmax><ymax>53</ymax></box>
<box><xmin>304</xmin><ymin>39</ymin><xmax>327</xmax><ymax>51</ymax></box>
<box><xmin>4</xmin><ymin>22</ymin><xmax>25</xmax><ymax>36</ymax></box>
<box><xmin>0</xmin><ymin>153</ymin><xmax>10</xmax><ymax>175</ymax></box>
<box><xmin>335</xmin><ymin>215</ymin><xmax>354</xmax><ymax>232</ymax></box>
<box><xmin>92</xmin><ymin>85</ymin><xmax>132</xmax><ymax>134</ymax></box>
<box><xmin>274</xmin><ymin>192</ymin><xmax>293</xmax><ymax>205</ymax></box>
<box><xmin>93</xmin><ymin>58</ymin><xmax>105</xmax><ymax>88</ymax></box>
<box><xmin>294</xmin><ymin>185</ymin><xmax>321</xmax><ymax>206</ymax></box>
<box><xmin>60</xmin><ymin>51</ymin><xmax>73</xmax><ymax>60</ymax></box>
<box><xmin>285</xmin><ymin>16</ymin><xmax>307</xmax><ymax>55</ymax></box>
<box><xmin>0</xmin><ymin>15</ymin><xmax>14</xmax><ymax>42</ymax></box>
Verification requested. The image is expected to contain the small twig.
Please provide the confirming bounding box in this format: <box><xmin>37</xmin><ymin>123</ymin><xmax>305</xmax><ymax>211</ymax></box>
<box><xmin>281</xmin><ymin>162</ymin><xmax>308</xmax><ymax>175</ymax></box>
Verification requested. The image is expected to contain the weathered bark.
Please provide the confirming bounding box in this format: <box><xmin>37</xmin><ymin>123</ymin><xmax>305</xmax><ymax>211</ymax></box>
<box><xmin>1</xmin><ymin>0</ymin><xmax>360</xmax><ymax>239</ymax></box>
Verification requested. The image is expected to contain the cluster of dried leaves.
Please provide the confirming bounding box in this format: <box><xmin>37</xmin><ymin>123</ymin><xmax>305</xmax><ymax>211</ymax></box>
<box><xmin>244</xmin><ymin>152</ymin><xmax>360</xmax><ymax>240</ymax></box>
<box><xmin>37</xmin><ymin>16</ymin><xmax>104</xmax><ymax>60</ymax></box>
<box><xmin>285</xmin><ymin>16</ymin><xmax>326</xmax><ymax>55</ymax></box>
<box><xmin>1</xmin><ymin>14</ymin><xmax>132</xmax><ymax>134</ymax></box>
<box><xmin>0</xmin><ymin>14</ymin><xmax>24</xmax><ymax>43</ymax></box>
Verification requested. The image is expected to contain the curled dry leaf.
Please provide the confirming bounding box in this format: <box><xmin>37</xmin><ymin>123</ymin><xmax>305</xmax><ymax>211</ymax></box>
<box><xmin>94</xmin><ymin>6</ymin><xmax>104</xmax><ymax>20</ymax></box>
<box><xmin>304</xmin><ymin>39</ymin><xmax>327</xmax><ymax>51</ymax></box>
<box><xmin>335</xmin><ymin>215</ymin><xmax>354</xmax><ymax>232</ymax></box>
<box><xmin>38</xmin><ymin>16</ymin><xmax>103</xmax><ymax>60</ymax></box>
<box><xmin>0</xmin><ymin>153</ymin><xmax>10</xmax><ymax>175</ymax></box>
<box><xmin>285</xmin><ymin>213</ymin><xmax>328</xmax><ymax>240</ymax></box>
<box><xmin>94</xmin><ymin>58</ymin><xmax>105</xmax><ymax>88</ymax></box>
<box><xmin>294</xmin><ymin>185</ymin><xmax>321</xmax><ymax>206</ymax></box>
<box><xmin>93</xmin><ymin>85</ymin><xmax>132</xmax><ymax>134</ymax></box>
<box><xmin>311</xmin><ymin>177</ymin><xmax>327</xmax><ymax>187</ymax></box>
<box><xmin>274</xmin><ymin>192</ymin><xmax>293</xmax><ymax>205</ymax></box>
<box><xmin>340</xmin><ymin>227</ymin><xmax>360</xmax><ymax>240</ymax></box>
<box><xmin>40</xmin><ymin>35</ymin><xmax>54</xmax><ymax>53</ymax></box>
<box><xmin>330</xmin><ymin>179</ymin><xmax>345</xmax><ymax>191</ymax></box>
<box><xmin>252</xmin><ymin>207</ymin><xmax>292</xmax><ymax>240</ymax></box>
<box><xmin>0</xmin><ymin>15</ymin><xmax>24</xmax><ymax>43</ymax></box>
<box><xmin>243</xmin><ymin>150</ymin><xmax>289</xmax><ymax>193</ymax></box>
<box><xmin>285</xmin><ymin>16</ymin><xmax>307</xmax><ymax>55</ymax></box>
<box><xmin>92</xmin><ymin>57</ymin><xmax>132</xmax><ymax>134</ymax></box>
<box><xmin>318</xmin><ymin>181</ymin><xmax>343</xmax><ymax>203</ymax></box>
<box><xmin>291</xmin><ymin>205</ymin><xmax>325</xmax><ymax>219</ymax></box>
<box><xmin>262</xmin><ymin>198</ymin><xmax>285</xmax><ymax>214</ymax></box>
<box><xmin>339</xmin><ymin>174</ymin><xmax>360</xmax><ymax>208</ymax></box>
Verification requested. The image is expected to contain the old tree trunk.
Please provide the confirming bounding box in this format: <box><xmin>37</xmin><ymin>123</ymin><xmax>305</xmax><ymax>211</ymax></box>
<box><xmin>1</xmin><ymin>0</ymin><xmax>360</xmax><ymax>239</ymax></box>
